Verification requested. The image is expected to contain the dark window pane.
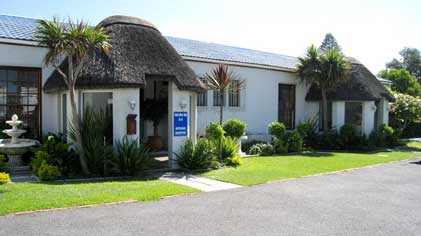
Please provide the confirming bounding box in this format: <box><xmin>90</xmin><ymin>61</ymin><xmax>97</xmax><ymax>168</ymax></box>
<box><xmin>278</xmin><ymin>84</ymin><xmax>295</xmax><ymax>130</ymax></box>
<box><xmin>345</xmin><ymin>102</ymin><xmax>363</xmax><ymax>135</ymax></box>
<box><xmin>0</xmin><ymin>70</ymin><xmax>6</xmax><ymax>82</ymax></box>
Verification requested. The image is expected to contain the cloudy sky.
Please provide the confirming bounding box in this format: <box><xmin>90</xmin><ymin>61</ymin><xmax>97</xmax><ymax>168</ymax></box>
<box><xmin>2</xmin><ymin>0</ymin><xmax>420</xmax><ymax>73</ymax></box>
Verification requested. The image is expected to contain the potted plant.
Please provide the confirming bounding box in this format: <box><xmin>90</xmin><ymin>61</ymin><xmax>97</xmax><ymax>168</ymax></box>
<box><xmin>143</xmin><ymin>98</ymin><xmax>168</xmax><ymax>151</ymax></box>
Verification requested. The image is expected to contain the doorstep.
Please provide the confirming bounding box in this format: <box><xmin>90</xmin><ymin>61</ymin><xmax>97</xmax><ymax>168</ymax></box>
<box><xmin>159</xmin><ymin>172</ymin><xmax>242</xmax><ymax>192</ymax></box>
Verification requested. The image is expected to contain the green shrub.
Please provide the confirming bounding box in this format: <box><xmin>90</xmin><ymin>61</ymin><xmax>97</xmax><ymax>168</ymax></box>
<box><xmin>287</xmin><ymin>131</ymin><xmax>304</xmax><ymax>152</ymax></box>
<box><xmin>37</xmin><ymin>162</ymin><xmax>61</xmax><ymax>181</ymax></box>
<box><xmin>242</xmin><ymin>140</ymin><xmax>266</xmax><ymax>153</ymax></box>
<box><xmin>226</xmin><ymin>155</ymin><xmax>242</xmax><ymax>167</ymax></box>
<box><xmin>268</xmin><ymin>122</ymin><xmax>286</xmax><ymax>139</ymax></box>
<box><xmin>340</xmin><ymin>124</ymin><xmax>356</xmax><ymax>148</ymax></box>
<box><xmin>313</xmin><ymin>132</ymin><xmax>343</xmax><ymax>150</ymax></box>
<box><xmin>248</xmin><ymin>143</ymin><xmax>265</xmax><ymax>155</ymax></box>
<box><xmin>223</xmin><ymin>119</ymin><xmax>246</xmax><ymax>140</ymax></box>
<box><xmin>273</xmin><ymin>138</ymin><xmax>288</xmax><ymax>154</ymax></box>
<box><xmin>0</xmin><ymin>155</ymin><xmax>8</xmax><ymax>173</ymax></box>
<box><xmin>219</xmin><ymin>137</ymin><xmax>239</xmax><ymax>161</ymax></box>
<box><xmin>31</xmin><ymin>150</ymin><xmax>49</xmax><ymax>174</ymax></box>
<box><xmin>260</xmin><ymin>143</ymin><xmax>274</xmax><ymax>156</ymax></box>
<box><xmin>206</xmin><ymin>122</ymin><xmax>225</xmax><ymax>141</ymax></box>
<box><xmin>296</xmin><ymin>118</ymin><xmax>317</xmax><ymax>147</ymax></box>
<box><xmin>0</xmin><ymin>172</ymin><xmax>10</xmax><ymax>184</ymax></box>
<box><xmin>70</xmin><ymin>107</ymin><xmax>113</xmax><ymax>176</ymax></box>
<box><xmin>113</xmin><ymin>137</ymin><xmax>150</xmax><ymax>176</ymax></box>
<box><xmin>176</xmin><ymin>139</ymin><xmax>218</xmax><ymax>170</ymax></box>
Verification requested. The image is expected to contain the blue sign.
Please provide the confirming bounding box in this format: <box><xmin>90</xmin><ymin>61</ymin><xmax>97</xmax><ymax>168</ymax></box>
<box><xmin>174</xmin><ymin>112</ymin><xmax>188</xmax><ymax>136</ymax></box>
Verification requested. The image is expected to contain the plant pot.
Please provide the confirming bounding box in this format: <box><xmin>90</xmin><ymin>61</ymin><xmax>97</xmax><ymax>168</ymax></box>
<box><xmin>147</xmin><ymin>136</ymin><xmax>163</xmax><ymax>151</ymax></box>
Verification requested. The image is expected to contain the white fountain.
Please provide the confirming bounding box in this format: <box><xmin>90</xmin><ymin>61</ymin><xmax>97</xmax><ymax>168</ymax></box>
<box><xmin>0</xmin><ymin>114</ymin><xmax>39</xmax><ymax>168</ymax></box>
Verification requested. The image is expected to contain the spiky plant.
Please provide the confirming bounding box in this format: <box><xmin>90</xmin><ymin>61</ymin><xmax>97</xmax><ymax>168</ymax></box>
<box><xmin>298</xmin><ymin>45</ymin><xmax>350</xmax><ymax>133</ymax></box>
<box><xmin>204</xmin><ymin>64</ymin><xmax>245</xmax><ymax>124</ymax></box>
<box><xmin>35</xmin><ymin>18</ymin><xmax>111</xmax><ymax>175</ymax></box>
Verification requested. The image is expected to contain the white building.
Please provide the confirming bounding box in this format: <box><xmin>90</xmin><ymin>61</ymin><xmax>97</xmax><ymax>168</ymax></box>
<box><xmin>0</xmin><ymin>15</ymin><xmax>394</xmax><ymax>166</ymax></box>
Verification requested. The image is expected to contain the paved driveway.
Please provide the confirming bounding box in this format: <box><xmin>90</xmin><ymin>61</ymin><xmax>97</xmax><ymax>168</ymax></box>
<box><xmin>1</xmin><ymin>159</ymin><xmax>421</xmax><ymax>236</ymax></box>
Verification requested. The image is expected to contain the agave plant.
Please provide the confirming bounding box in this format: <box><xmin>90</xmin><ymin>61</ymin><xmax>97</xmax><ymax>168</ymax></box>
<box><xmin>113</xmin><ymin>136</ymin><xmax>150</xmax><ymax>176</ymax></box>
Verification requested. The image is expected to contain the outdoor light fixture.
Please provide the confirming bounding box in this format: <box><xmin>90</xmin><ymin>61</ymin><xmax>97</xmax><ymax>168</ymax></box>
<box><xmin>180</xmin><ymin>99</ymin><xmax>188</xmax><ymax>110</ymax></box>
<box><xmin>129</xmin><ymin>100</ymin><xmax>136</xmax><ymax>111</ymax></box>
<box><xmin>371</xmin><ymin>104</ymin><xmax>377</xmax><ymax>111</ymax></box>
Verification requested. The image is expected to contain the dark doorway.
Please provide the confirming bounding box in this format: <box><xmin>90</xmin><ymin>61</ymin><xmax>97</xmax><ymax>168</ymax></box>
<box><xmin>278</xmin><ymin>84</ymin><xmax>296</xmax><ymax>130</ymax></box>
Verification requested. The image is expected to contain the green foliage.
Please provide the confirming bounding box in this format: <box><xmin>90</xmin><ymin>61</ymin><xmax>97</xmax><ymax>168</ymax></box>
<box><xmin>37</xmin><ymin>162</ymin><xmax>61</xmax><ymax>181</ymax></box>
<box><xmin>35</xmin><ymin>134</ymin><xmax>80</xmax><ymax>177</ymax></box>
<box><xmin>0</xmin><ymin>172</ymin><xmax>10</xmax><ymax>184</ymax></box>
<box><xmin>226</xmin><ymin>155</ymin><xmax>242</xmax><ymax>167</ymax></box>
<box><xmin>340</xmin><ymin>124</ymin><xmax>356</xmax><ymax>147</ymax></box>
<box><xmin>69</xmin><ymin>107</ymin><xmax>113</xmax><ymax>176</ymax></box>
<box><xmin>0</xmin><ymin>155</ymin><xmax>8</xmax><ymax>173</ymax></box>
<box><xmin>319</xmin><ymin>33</ymin><xmax>342</xmax><ymax>54</ymax></box>
<box><xmin>286</xmin><ymin>131</ymin><xmax>304</xmax><ymax>152</ymax></box>
<box><xmin>223</xmin><ymin>119</ymin><xmax>246</xmax><ymax>139</ymax></box>
<box><xmin>113</xmin><ymin>137</ymin><xmax>150</xmax><ymax>176</ymax></box>
<box><xmin>242</xmin><ymin>140</ymin><xmax>266</xmax><ymax>153</ymax></box>
<box><xmin>31</xmin><ymin>150</ymin><xmax>49</xmax><ymax>175</ymax></box>
<box><xmin>219</xmin><ymin>137</ymin><xmax>239</xmax><ymax>161</ymax></box>
<box><xmin>389</xmin><ymin>92</ymin><xmax>421</xmax><ymax>130</ymax></box>
<box><xmin>313</xmin><ymin>133</ymin><xmax>343</xmax><ymax>150</ymax></box>
<box><xmin>378</xmin><ymin>69</ymin><xmax>421</xmax><ymax>96</ymax></box>
<box><xmin>176</xmin><ymin>139</ymin><xmax>218</xmax><ymax>170</ymax></box>
<box><xmin>248</xmin><ymin>143</ymin><xmax>266</xmax><ymax>155</ymax></box>
<box><xmin>268</xmin><ymin>122</ymin><xmax>286</xmax><ymax>139</ymax></box>
<box><xmin>273</xmin><ymin>138</ymin><xmax>288</xmax><ymax>154</ymax></box>
<box><xmin>260</xmin><ymin>144</ymin><xmax>274</xmax><ymax>156</ymax></box>
<box><xmin>296</xmin><ymin>117</ymin><xmax>318</xmax><ymax>147</ymax></box>
<box><xmin>386</xmin><ymin>48</ymin><xmax>421</xmax><ymax>80</ymax></box>
<box><xmin>370</xmin><ymin>125</ymin><xmax>398</xmax><ymax>147</ymax></box>
<box><xmin>206</xmin><ymin>122</ymin><xmax>225</xmax><ymax>141</ymax></box>
<box><xmin>142</xmin><ymin>98</ymin><xmax>168</xmax><ymax>135</ymax></box>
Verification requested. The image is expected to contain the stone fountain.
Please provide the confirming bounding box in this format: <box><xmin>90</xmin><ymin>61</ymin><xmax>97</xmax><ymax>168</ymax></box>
<box><xmin>0</xmin><ymin>114</ymin><xmax>39</xmax><ymax>168</ymax></box>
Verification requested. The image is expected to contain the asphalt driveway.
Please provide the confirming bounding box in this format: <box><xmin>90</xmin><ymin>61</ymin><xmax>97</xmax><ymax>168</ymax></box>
<box><xmin>1</xmin><ymin>158</ymin><xmax>421</xmax><ymax>236</ymax></box>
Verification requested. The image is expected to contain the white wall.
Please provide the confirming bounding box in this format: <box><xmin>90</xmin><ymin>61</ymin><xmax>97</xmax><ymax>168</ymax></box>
<box><xmin>186</xmin><ymin>60</ymin><xmax>315</xmax><ymax>140</ymax></box>
<box><xmin>168</xmin><ymin>82</ymin><xmax>196</xmax><ymax>168</ymax></box>
<box><xmin>363</xmin><ymin>101</ymin><xmax>376</xmax><ymax>136</ymax></box>
<box><xmin>0</xmin><ymin>43</ymin><xmax>59</xmax><ymax>136</ymax></box>
<box><xmin>332</xmin><ymin>101</ymin><xmax>345</xmax><ymax>130</ymax></box>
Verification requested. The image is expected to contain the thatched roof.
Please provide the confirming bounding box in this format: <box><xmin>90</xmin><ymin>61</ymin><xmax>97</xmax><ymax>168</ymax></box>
<box><xmin>43</xmin><ymin>15</ymin><xmax>204</xmax><ymax>93</ymax></box>
<box><xmin>305</xmin><ymin>58</ymin><xmax>395</xmax><ymax>102</ymax></box>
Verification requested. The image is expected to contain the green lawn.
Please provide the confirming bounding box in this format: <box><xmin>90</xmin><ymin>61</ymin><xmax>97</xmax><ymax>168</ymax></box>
<box><xmin>202</xmin><ymin>151</ymin><xmax>420</xmax><ymax>186</ymax></box>
<box><xmin>0</xmin><ymin>180</ymin><xmax>198</xmax><ymax>215</ymax></box>
<box><xmin>403</xmin><ymin>141</ymin><xmax>421</xmax><ymax>151</ymax></box>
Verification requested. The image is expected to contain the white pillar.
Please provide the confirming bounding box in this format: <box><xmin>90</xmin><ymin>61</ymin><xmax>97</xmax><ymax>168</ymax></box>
<box><xmin>363</xmin><ymin>101</ymin><xmax>376</xmax><ymax>136</ymax></box>
<box><xmin>168</xmin><ymin>82</ymin><xmax>196</xmax><ymax>168</ymax></box>
<box><xmin>332</xmin><ymin>101</ymin><xmax>345</xmax><ymax>131</ymax></box>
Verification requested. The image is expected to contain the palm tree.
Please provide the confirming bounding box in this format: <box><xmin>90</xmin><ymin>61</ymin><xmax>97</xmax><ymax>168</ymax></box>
<box><xmin>297</xmin><ymin>45</ymin><xmax>350</xmax><ymax>133</ymax></box>
<box><xmin>35</xmin><ymin>18</ymin><xmax>111</xmax><ymax>175</ymax></box>
<box><xmin>204</xmin><ymin>64</ymin><xmax>245</xmax><ymax>124</ymax></box>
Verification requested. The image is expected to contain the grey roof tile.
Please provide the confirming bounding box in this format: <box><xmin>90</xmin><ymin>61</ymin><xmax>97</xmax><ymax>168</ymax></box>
<box><xmin>0</xmin><ymin>14</ymin><xmax>298</xmax><ymax>70</ymax></box>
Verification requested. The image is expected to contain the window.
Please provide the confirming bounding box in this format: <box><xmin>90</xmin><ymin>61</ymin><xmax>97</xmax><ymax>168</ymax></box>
<box><xmin>345</xmin><ymin>102</ymin><xmax>363</xmax><ymax>135</ymax></box>
<box><xmin>213</xmin><ymin>90</ymin><xmax>225</xmax><ymax>107</ymax></box>
<box><xmin>228</xmin><ymin>80</ymin><xmax>241</xmax><ymax>107</ymax></box>
<box><xmin>319</xmin><ymin>101</ymin><xmax>332</xmax><ymax>130</ymax></box>
<box><xmin>197</xmin><ymin>78</ymin><xmax>208</xmax><ymax>107</ymax></box>
<box><xmin>278</xmin><ymin>84</ymin><xmax>295</xmax><ymax>130</ymax></box>
<box><xmin>0</xmin><ymin>68</ymin><xmax>40</xmax><ymax>138</ymax></box>
<box><xmin>83</xmin><ymin>92</ymin><xmax>113</xmax><ymax>143</ymax></box>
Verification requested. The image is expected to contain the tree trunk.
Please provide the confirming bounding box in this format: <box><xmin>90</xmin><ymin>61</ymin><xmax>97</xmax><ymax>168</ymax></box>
<box><xmin>219</xmin><ymin>91</ymin><xmax>224</xmax><ymax>124</ymax></box>
<box><xmin>321</xmin><ymin>87</ymin><xmax>329</xmax><ymax>134</ymax></box>
<box><xmin>69</xmin><ymin>83</ymin><xmax>90</xmax><ymax>176</ymax></box>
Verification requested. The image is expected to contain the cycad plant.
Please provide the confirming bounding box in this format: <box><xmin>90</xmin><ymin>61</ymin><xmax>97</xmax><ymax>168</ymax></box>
<box><xmin>297</xmin><ymin>46</ymin><xmax>350</xmax><ymax>133</ymax></box>
<box><xmin>113</xmin><ymin>137</ymin><xmax>150</xmax><ymax>176</ymax></box>
<box><xmin>35</xmin><ymin>18</ymin><xmax>111</xmax><ymax>175</ymax></box>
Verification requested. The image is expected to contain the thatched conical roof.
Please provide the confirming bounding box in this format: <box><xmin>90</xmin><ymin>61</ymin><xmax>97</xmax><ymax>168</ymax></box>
<box><xmin>305</xmin><ymin>58</ymin><xmax>395</xmax><ymax>102</ymax></box>
<box><xmin>43</xmin><ymin>15</ymin><xmax>204</xmax><ymax>93</ymax></box>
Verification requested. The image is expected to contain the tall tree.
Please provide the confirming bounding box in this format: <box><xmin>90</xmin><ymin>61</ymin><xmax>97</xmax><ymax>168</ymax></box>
<box><xmin>386</xmin><ymin>48</ymin><xmax>421</xmax><ymax>81</ymax></box>
<box><xmin>35</xmin><ymin>18</ymin><xmax>111</xmax><ymax>176</ymax></box>
<box><xmin>319</xmin><ymin>33</ymin><xmax>342</xmax><ymax>54</ymax></box>
<box><xmin>378</xmin><ymin>69</ymin><xmax>421</xmax><ymax>96</ymax></box>
<box><xmin>204</xmin><ymin>64</ymin><xmax>245</xmax><ymax>124</ymax></box>
<box><xmin>297</xmin><ymin>46</ymin><xmax>350</xmax><ymax>133</ymax></box>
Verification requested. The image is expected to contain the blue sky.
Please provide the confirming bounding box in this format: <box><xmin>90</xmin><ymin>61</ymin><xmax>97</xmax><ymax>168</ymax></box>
<box><xmin>1</xmin><ymin>0</ymin><xmax>420</xmax><ymax>73</ymax></box>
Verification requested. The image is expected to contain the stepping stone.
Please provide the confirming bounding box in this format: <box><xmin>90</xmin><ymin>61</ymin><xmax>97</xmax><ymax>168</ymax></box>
<box><xmin>160</xmin><ymin>172</ymin><xmax>242</xmax><ymax>192</ymax></box>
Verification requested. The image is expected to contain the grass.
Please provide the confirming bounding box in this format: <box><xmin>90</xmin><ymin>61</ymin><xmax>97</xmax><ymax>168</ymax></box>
<box><xmin>402</xmin><ymin>141</ymin><xmax>421</xmax><ymax>151</ymax></box>
<box><xmin>201</xmin><ymin>150</ymin><xmax>420</xmax><ymax>186</ymax></box>
<box><xmin>0</xmin><ymin>179</ymin><xmax>198</xmax><ymax>215</ymax></box>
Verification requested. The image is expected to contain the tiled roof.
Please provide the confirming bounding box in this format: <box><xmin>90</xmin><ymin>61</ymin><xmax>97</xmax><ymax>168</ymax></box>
<box><xmin>0</xmin><ymin>14</ymin><xmax>298</xmax><ymax>70</ymax></box>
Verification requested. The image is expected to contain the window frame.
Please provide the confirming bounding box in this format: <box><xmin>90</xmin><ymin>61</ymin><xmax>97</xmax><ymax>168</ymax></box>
<box><xmin>228</xmin><ymin>80</ymin><xmax>241</xmax><ymax>107</ymax></box>
<box><xmin>0</xmin><ymin>66</ymin><xmax>42</xmax><ymax>139</ymax></box>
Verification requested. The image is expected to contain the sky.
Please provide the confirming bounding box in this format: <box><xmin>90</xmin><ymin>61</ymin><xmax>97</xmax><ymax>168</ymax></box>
<box><xmin>1</xmin><ymin>0</ymin><xmax>420</xmax><ymax>73</ymax></box>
